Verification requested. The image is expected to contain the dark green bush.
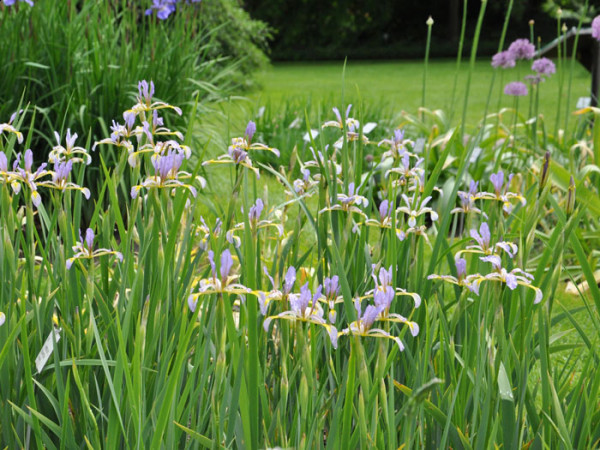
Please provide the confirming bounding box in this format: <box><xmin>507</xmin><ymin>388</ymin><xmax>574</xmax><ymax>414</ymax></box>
<box><xmin>0</xmin><ymin>0</ymin><xmax>270</xmax><ymax>166</ymax></box>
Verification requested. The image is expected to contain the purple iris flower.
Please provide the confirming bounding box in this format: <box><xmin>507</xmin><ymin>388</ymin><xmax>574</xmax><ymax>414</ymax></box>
<box><xmin>361</xmin><ymin>305</ymin><xmax>382</xmax><ymax>329</ymax></box>
<box><xmin>220</xmin><ymin>249</ymin><xmax>233</xmax><ymax>282</ymax></box>
<box><xmin>245</xmin><ymin>121</ymin><xmax>256</xmax><ymax>142</ymax></box>
<box><xmin>53</xmin><ymin>160</ymin><xmax>73</xmax><ymax>183</ymax></box>
<box><xmin>283</xmin><ymin>266</ymin><xmax>296</xmax><ymax>295</ymax></box>
<box><xmin>248</xmin><ymin>198</ymin><xmax>264</xmax><ymax>222</ymax></box>
<box><xmin>324</xmin><ymin>275</ymin><xmax>339</xmax><ymax>298</ymax></box>
<box><xmin>82</xmin><ymin>228</ymin><xmax>95</xmax><ymax>251</ymax></box>
<box><xmin>455</xmin><ymin>257</ymin><xmax>467</xmax><ymax>280</ymax></box>
<box><xmin>0</xmin><ymin>152</ymin><xmax>8</xmax><ymax>172</ymax></box>
<box><xmin>4</xmin><ymin>0</ymin><xmax>34</xmax><ymax>6</ymax></box>
<box><xmin>470</xmin><ymin>222</ymin><xmax>491</xmax><ymax>250</ymax></box>
<box><xmin>379</xmin><ymin>200</ymin><xmax>390</xmax><ymax>221</ymax></box>
<box><xmin>291</xmin><ymin>283</ymin><xmax>312</xmax><ymax>315</ymax></box>
<box><xmin>145</xmin><ymin>0</ymin><xmax>177</xmax><ymax>20</ymax></box>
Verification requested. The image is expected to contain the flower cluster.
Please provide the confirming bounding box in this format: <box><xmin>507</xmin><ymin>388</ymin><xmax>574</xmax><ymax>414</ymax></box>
<box><xmin>492</xmin><ymin>38</ymin><xmax>557</xmax><ymax>95</ymax></box>
<box><xmin>428</xmin><ymin>222</ymin><xmax>542</xmax><ymax>303</ymax></box>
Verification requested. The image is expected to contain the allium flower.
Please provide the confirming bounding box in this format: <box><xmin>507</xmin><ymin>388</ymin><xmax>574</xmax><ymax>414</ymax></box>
<box><xmin>187</xmin><ymin>249</ymin><xmax>253</xmax><ymax>312</ymax></box>
<box><xmin>397</xmin><ymin>193</ymin><xmax>438</xmax><ymax>228</ymax></box>
<box><xmin>491</xmin><ymin>50</ymin><xmax>516</xmax><ymax>69</ymax></box>
<box><xmin>504</xmin><ymin>81</ymin><xmax>528</xmax><ymax>96</ymax></box>
<box><xmin>131</xmin><ymin>150</ymin><xmax>204</xmax><ymax>199</ymax></box>
<box><xmin>49</xmin><ymin>129</ymin><xmax>91</xmax><ymax>165</ymax></box>
<box><xmin>0</xmin><ymin>111</ymin><xmax>24</xmax><ymax>144</ymax></box>
<box><xmin>263</xmin><ymin>283</ymin><xmax>338</xmax><ymax>348</ymax></box>
<box><xmin>592</xmin><ymin>15</ymin><xmax>600</xmax><ymax>41</ymax></box>
<box><xmin>203</xmin><ymin>121</ymin><xmax>279</xmax><ymax>179</ymax></box>
<box><xmin>66</xmin><ymin>228</ymin><xmax>123</xmax><ymax>269</ymax></box>
<box><xmin>507</xmin><ymin>38</ymin><xmax>535</xmax><ymax>60</ymax></box>
<box><xmin>472</xmin><ymin>255</ymin><xmax>543</xmax><ymax>303</ymax></box>
<box><xmin>38</xmin><ymin>160</ymin><xmax>91</xmax><ymax>199</ymax></box>
<box><xmin>532</xmin><ymin>58</ymin><xmax>556</xmax><ymax>76</ymax></box>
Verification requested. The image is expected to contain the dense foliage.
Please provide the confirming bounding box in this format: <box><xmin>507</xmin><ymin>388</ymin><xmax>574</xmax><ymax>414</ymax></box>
<box><xmin>244</xmin><ymin>0</ymin><xmax>565</xmax><ymax>60</ymax></box>
<box><xmin>0</xmin><ymin>0</ymin><xmax>270</xmax><ymax>171</ymax></box>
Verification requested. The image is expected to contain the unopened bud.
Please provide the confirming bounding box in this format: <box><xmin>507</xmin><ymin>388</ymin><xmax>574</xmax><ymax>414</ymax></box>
<box><xmin>562</xmin><ymin>23</ymin><xmax>568</xmax><ymax>33</ymax></box>
<box><xmin>426</xmin><ymin>16</ymin><xmax>434</xmax><ymax>27</ymax></box>
<box><xmin>566</xmin><ymin>176</ymin><xmax>576</xmax><ymax>216</ymax></box>
<box><xmin>539</xmin><ymin>151</ymin><xmax>551</xmax><ymax>194</ymax></box>
<box><xmin>557</xmin><ymin>8</ymin><xmax>562</xmax><ymax>17</ymax></box>
<box><xmin>529</xmin><ymin>19</ymin><xmax>534</xmax><ymax>26</ymax></box>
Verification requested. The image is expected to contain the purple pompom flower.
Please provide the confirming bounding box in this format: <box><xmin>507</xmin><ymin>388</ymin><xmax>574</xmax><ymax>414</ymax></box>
<box><xmin>532</xmin><ymin>58</ymin><xmax>556</xmax><ymax>76</ymax></box>
<box><xmin>491</xmin><ymin>50</ymin><xmax>516</xmax><ymax>69</ymax></box>
<box><xmin>504</xmin><ymin>81</ymin><xmax>528</xmax><ymax>96</ymax></box>
<box><xmin>592</xmin><ymin>15</ymin><xmax>600</xmax><ymax>41</ymax></box>
<box><xmin>507</xmin><ymin>38</ymin><xmax>535</xmax><ymax>60</ymax></box>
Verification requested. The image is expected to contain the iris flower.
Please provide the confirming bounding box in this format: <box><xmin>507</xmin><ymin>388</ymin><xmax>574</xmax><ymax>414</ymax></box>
<box><xmin>203</xmin><ymin>121</ymin><xmax>279</xmax><ymax>179</ymax></box>
<box><xmin>128</xmin><ymin>80</ymin><xmax>182</xmax><ymax>117</ymax></box>
<box><xmin>10</xmin><ymin>149</ymin><xmax>49</xmax><ymax>207</ymax></box>
<box><xmin>263</xmin><ymin>282</ymin><xmax>338</xmax><ymax>348</ymax></box>
<box><xmin>131</xmin><ymin>150</ymin><xmax>204</xmax><ymax>199</ymax></box>
<box><xmin>386</xmin><ymin>153</ymin><xmax>425</xmax><ymax>189</ymax></box>
<box><xmin>477</xmin><ymin>170</ymin><xmax>526</xmax><ymax>214</ymax></box>
<box><xmin>226</xmin><ymin>198</ymin><xmax>283</xmax><ymax>247</ymax></box>
<box><xmin>396</xmin><ymin>193</ymin><xmax>438</xmax><ymax>228</ymax></box>
<box><xmin>257</xmin><ymin>266</ymin><xmax>297</xmax><ymax>315</ymax></box>
<box><xmin>471</xmin><ymin>255</ymin><xmax>543</xmax><ymax>303</ymax></box>
<box><xmin>66</xmin><ymin>228</ymin><xmax>123</xmax><ymax>269</ymax></box>
<box><xmin>38</xmin><ymin>160</ymin><xmax>91</xmax><ymax>199</ymax></box>
<box><xmin>187</xmin><ymin>249</ymin><xmax>253</xmax><ymax>312</ymax></box>
<box><xmin>338</xmin><ymin>299</ymin><xmax>414</xmax><ymax>352</ymax></box>
<box><xmin>378</xmin><ymin>129</ymin><xmax>414</xmax><ymax>161</ymax></box>
<box><xmin>319</xmin><ymin>182</ymin><xmax>369</xmax><ymax>219</ymax></box>
<box><xmin>427</xmin><ymin>256</ymin><xmax>481</xmax><ymax>293</ymax></box>
<box><xmin>460</xmin><ymin>222</ymin><xmax>518</xmax><ymax>258</ymax></box>
<box><xmin>49</xmin><ymin>129</ymin><xmax>91</xmax><ymax>165</ymax></box>
<box><xmin>0</xmin><ymin>112</ymin><xmax>24</xmax><ymax>143</ymax></box>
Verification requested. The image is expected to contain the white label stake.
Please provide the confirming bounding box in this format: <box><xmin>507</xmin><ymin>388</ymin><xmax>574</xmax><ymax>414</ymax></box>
<box><xmin>35</xmin><ymin>328</ymin><xmax>61</xmax><ymax>374</ymax></box>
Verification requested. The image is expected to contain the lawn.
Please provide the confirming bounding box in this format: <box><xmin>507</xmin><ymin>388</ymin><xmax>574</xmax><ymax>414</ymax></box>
<box><xmin>225</xmin><ymin>59</ymin><xmax>590</xmax><ymax>131</ymax></box>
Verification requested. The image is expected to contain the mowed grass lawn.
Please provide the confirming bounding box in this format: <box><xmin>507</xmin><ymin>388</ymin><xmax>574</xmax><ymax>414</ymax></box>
<box><xmin>250</xmin><ymin>59</ymin><xmax>591</xmax><ymax>127</ymax></box>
